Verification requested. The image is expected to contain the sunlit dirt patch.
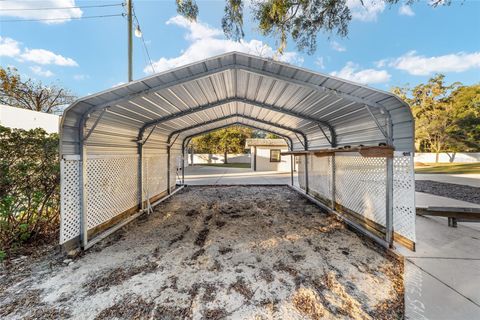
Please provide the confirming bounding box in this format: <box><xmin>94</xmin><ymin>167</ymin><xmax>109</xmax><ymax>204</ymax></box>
<box><xmin>0</xmin><ymin>186</ymin><xmax>403</xmax><ymax>319</ymax></box>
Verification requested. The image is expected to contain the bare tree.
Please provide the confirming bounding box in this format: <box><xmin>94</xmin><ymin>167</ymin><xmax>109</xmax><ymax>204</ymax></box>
<box><xmin>0</xmin><ymin>67</ymin><xmax>75</xmax><ymax>114</ymax></box>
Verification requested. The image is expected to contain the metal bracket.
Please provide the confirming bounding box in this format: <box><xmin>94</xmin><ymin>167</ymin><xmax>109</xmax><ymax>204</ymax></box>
<box><xmin>294</xmin><ymin>132</ymin><xmax>307</xmax><ymax>150</ymax></box>
<box><xmin>364</xmin><ymin>105</ymin><xmax>390</xmax><ymax>142</ymax></box>
<box><xmin>318</xmin><ymin>124</ymin><xmax>336</xmax><ymax>147</ymax></box>
<box><xmin>82</xmin><ymin>107</ymin><xmax>109</xmax><ymax>143</ymax></box>
<box><xmin>141</xmin><ymin>124</ymin><xmax>157</xmax><ymax>145</ymax></box>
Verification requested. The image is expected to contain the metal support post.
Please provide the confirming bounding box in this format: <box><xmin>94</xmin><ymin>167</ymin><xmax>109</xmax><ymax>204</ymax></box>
<box><xmin>181</xmin><ymin>145</ymin><xmax>185</xmax><ymax>185</ymax></box>
<box><xmin>78</xmin><ymin>107</ymin><xmax>109</xmax><ymax>249</ymax></box>
<box><xmin>331</xmin><ymin>154</ymin><xmax>336</xmax><ymax>210</ymax></box>
<box><xmin>290</xmin><ymin>154</ymin><xmax>294</xmax><ymax>186</ymax></box>
<box><xmin>167</xmin><ymin>145</ymin><xmax>171</xmax><ymax>194</ymax></box>
<box><xmin>253</xmin><ymin>146</ymin><xmax>257</xmax><ymax>171</ymax></box>
<box><xmin>304</xmin><ymin>138</ymin><xmax>309</xmax><ymax>194</ymax></box>
<box><xmin>79</xmin><ymin>119</ymin><xmax>89</xmax><ymax>249</ymax></box>
<box><xmin>385</xmin><ymin>156</ymin><xmax>394</xmax><ymax>246</ymax></box>
<box><xmin>138</xmin><ymin>142</ymin><xmax>144</xmax><ymax>211</ymax></box>
<box><xmin>304</xmin><ymin>154</ymin><xmax>309</xmax><ymax>194</ymax></box>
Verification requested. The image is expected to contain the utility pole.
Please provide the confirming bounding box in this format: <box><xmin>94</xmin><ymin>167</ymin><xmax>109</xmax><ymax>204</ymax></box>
<box><xmin>127</xmin><ymin>0</ymin><xmax>133</xmax><ymax>82</ymax></box>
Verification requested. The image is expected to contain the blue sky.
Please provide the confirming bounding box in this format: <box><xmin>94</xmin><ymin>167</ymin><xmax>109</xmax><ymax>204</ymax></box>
<box><xmin>1</xmin><ymin>0</ymin><xmax>479</xmax><ymax>97</ymax></box>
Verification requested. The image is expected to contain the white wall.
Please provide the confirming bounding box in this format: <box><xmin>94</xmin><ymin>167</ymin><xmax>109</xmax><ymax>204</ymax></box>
<box><xmin>415</xmin><ymin>153</ymin><xmax>480</xmax><ymax>163</ymax></box>
<box><xmin>188</xmin><ymin>153</ymin><xmax>250</xmax><ymax>164</ymax></box>
<box><xmin>0</xmin><ymin>105</ymin><xmax>60</xmax><ymax>133</ymax></box>
<box><xmin>252</xmin><ymin>146</ymin><xmax>291</xmax><ymax>172</ymax></box>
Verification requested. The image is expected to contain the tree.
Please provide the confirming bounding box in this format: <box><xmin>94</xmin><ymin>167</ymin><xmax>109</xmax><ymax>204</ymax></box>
<box><xmin>191</xmin><ymin>126</ymin><xmax>253</xmax><ymax>163</ymax></box>
<box><xmin>447</xmin><ymin>84</ymin><xmax>480</xmax><ymax>152</ymax></box>
<box><xmin>392</xmin><ymin>75</ymin><xmax>479</xmax><ymax>162</ymax></box>
<box><xmin>0</xmin><ymin>67</ymin><xmax>75</xmax><ymax>114</ymax></box>
<box><xmin>265</xmin><ymin>133</ymin><xmax>280</xmax><ymax>139</ymax></box>
<box><xmin>176</xmin><ymin>0</ymin><xmax>452</xmax><ymax>54</ymax></box>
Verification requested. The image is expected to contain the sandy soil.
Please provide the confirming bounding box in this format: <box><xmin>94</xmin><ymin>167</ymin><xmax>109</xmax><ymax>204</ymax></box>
<box><xmin>0</xmin><ymin>186</ymin><xmax>403</xmax><ymax>319</ymax></box>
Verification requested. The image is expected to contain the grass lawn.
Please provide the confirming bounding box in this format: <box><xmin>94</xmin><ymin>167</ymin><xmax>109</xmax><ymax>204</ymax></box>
<box><xmin>195</xmin><ymin>163</ymin><xmax>251</xmax><ymax>169</ymax></box>
<box><xmin>414</xmin><ymin>162</ymin><xmax>480</xmax><ymax>174</ymax></box>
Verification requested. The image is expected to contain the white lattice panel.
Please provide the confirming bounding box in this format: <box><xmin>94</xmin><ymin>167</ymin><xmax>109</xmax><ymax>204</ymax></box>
<box><xmin>299</xmin><ymin>152</ymin><xmax>416</xmax><ymax>245</ymax></box>
<box><xmin>393</xmin><ymin>153</ymin><xmax>416</xmax><ymax>242</ymax></box>
<box><xmin>86</xmin><ymin>156</ymin><xmax>139</xmax><ymax>229</ymax></box>
<box><xmin>60</xmin><ymin>159</ymin><xmax>81</xmax><ymax>243</ymax></box>
<box><xmin>144</xmin><ymin>155</ymin><xmax>168</xmax><ymax>199</ymax></box>
<box><xmin>308</xmin><ymin>154</ymin><xmax>331</xmax><ymax>200</ymax></box>
<box><xmin>335</xmin><ymin>154</ymin><xmax>387</xmax><ymax>227</ymax></box>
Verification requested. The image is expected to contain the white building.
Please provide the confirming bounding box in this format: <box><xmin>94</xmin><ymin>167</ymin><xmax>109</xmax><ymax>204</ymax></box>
<box><xmin>0</xmin><ymin>104</ymin><xmax>60</xmax><ymax>133</ymax></box>
<box><xmin>245</xmin><ymin>138</ymin><xmax>292</xmax><ymax>172</ymax></box>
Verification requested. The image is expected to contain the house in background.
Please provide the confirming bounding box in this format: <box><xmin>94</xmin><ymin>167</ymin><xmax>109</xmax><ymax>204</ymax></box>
<box><xmin>245</xmin><ymin>139</ymin><xmax>292</xmax><ymax>172</ymax></box>
<box><xmin>0</xmin><ymin>104</ymin><xmax>60</xmax><ymax>133</ymax></box>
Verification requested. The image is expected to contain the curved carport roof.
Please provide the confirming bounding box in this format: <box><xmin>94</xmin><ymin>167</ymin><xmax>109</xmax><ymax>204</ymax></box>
<box><xmin>60</xmin><ymin>51</ymin><xmax>414</xmax><ymax>157</ymax></box>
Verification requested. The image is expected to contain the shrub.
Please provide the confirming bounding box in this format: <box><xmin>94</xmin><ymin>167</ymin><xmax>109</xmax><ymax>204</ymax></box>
<box><xmin>0</xmin><ymin>125</ymin><xmax>60</xmax><ymax>257</ymax></box>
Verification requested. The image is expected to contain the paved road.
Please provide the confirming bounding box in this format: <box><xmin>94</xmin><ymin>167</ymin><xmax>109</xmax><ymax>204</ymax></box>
<box><xmin>185</xmin><ymin>165</ymin><xmax>297</xmax><ymax>185</ymax></box>
<box><xmin>184</xmin><ymin>165</ymin><xmax>480</xmax><ymax>319</ymax></box>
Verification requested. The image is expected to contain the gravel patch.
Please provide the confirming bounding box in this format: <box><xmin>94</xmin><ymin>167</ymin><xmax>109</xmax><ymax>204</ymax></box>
<box><xmin>415</xmin><ymin>180</ymin><xmax>480</xmax><ymax>205</ymax></box>
<box><xmin>0</xmin><ymin>186</ymin><xmax>404</xmax><ymax>319</ymax></box>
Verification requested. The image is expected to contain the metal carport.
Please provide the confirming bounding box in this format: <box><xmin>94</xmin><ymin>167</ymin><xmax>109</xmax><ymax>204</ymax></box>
<box><xmin>59</xmin><ymin>52</ymin><xmax>415</xmax><ymax>251</ymax></box>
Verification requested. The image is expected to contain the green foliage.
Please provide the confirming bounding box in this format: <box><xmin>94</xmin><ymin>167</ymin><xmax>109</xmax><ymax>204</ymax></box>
<box><xmin>0</xmin><ymin>126</ymin><xmax>60</xmax><ymax>256</ymax></box>
<box><xmin>176</xmin><ymin>0</ymin><xmax>452</xmax><ymax>54</ymax></box>
<box><xmin>254</xmin><ymin>0</ymin><xmax>351</xmax><ymax>54</ymax></box>
<box><xmin>265</xmin><ymin>133</ymin><xmax>280</xmax><ymax>139</ymax></box>
<box><xmin>176</xmin><ymin>0</ymin><xmax>199</xmax><ymax>21</ymax></box>
<box><xmin>222</xmin><ymin>0</ymin><xmax>245</xmax><ymax>41</ymax></box>
<box><xmin>191</xmin><ymin>126</ymin><xmax>253</xmax><ymax>163</ymax></box>
<box><xmin>0</xmin><ymin>66</ymin><xmax>75</xmax><ymax>114</ymax></box>
<box><xmin>447</xmin><ymin>85</ymin><xmax>480</xmax><ymax>151</ymax></box>
<box><xmin>392</xmin><ymin>75</ymin><xmax>480</xmax><ymax>158</ymax></box>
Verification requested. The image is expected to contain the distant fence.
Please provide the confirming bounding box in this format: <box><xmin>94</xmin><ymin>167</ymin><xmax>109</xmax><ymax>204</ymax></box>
<box><xmin>188</xmin><ymin>153</ymin><xmax>250</xmax><ymax>164</ymax></box>
<box><xmin>415</xmin><ymin>153</ymin><xmax>480</xmax><ymax>163</ymax></box>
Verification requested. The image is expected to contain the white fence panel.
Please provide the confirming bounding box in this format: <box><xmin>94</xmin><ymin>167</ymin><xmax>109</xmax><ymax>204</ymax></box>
<box><xmin>297</xmin><ymin>152</ymin><xmax>416</xmax><ymax>245</ymax></box>
<box><xmin>60</xmin><ymin>154</ymin><xmax>178</xmax><ymax>245</ymax></box>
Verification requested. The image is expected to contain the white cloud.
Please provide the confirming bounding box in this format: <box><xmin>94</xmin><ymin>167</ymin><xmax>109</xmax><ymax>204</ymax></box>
<box><xmin>0</xmin><ymin>36</ymin><xmax>78</xmax><ymax>67</ymax></box>
<box><xmin>166</xmin><ymin>15</ymin><xmax>223</xmax><ymax>41</ymax></box>
<box><xmin>315</xmin><ymin>57</ymin><xmax>325</xmax><ymax>69</ymax></box>
<box><xmin>112</xmin><ymin>81</ymin><xmax>125</xmax><ymax>88</ymax></box>
<box><xmin>20</xmin><ymin>48</ymin><xmax>78</xmax><ymax>66</ymax></box>
<box><xmin>0</xmin><ymin>36</ymin><xmax>21</xmax><ymax>57</ymax></box>
<box><xmin>144</xmin><ymin>15</ymin><xmax>303</xmax><ymax>74</ymax></box>
<box><xmin>0</xmin><ymin>0</ymin><xmax>82</xmax><ymax>24</ymax></box>
<box><xmin>399</xmin><ymin>4</ymin><xmax>415</xmax><ymax>16</ymax></box>
<box><xmin>346</xmin><ymin>0</ymin><xmax>386</xmax><ymax>22</ymax></box>
<box><xmin>331</xmin><ymin>41</ymin><xmax>346</xmax><ymax>52</ymax></box>
<box><xmin>30</xmin><ymin>66</ymin><xmax>54</xmax><ymax>77</ymax></box>
<box><xmin>387</xmin><ymin>51</ymin><xmax>480</xmax><ymax>76</ymax></box>
<box><xmin>73</xmin><ymin>74</ymin><xmax>89</xmax><ymax>80</ymax></box>
<box><xmin>330</xmin><ymin>62</ymin><xmax>391</xmax><ymax>84</ymax></box>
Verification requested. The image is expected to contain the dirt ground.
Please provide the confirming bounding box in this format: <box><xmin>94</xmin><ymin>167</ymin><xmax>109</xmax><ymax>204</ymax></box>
<box><xmin>0</xmin><ymin>186</ymin><xmax>404</xmax><ymax>319</ymax></box>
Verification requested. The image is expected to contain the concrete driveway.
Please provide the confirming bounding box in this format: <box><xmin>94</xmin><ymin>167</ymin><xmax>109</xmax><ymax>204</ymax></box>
<box><xmin>184</xmin><ymin>165</ymin><xmax>297</xmax><ymax>185</ymax></box>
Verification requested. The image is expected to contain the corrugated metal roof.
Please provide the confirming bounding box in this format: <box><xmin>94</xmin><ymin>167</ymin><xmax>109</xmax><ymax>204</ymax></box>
<box><xmin>60</xmin><ymin>52</ymin><xmax>414</xmax><ymax>156</ymax></box>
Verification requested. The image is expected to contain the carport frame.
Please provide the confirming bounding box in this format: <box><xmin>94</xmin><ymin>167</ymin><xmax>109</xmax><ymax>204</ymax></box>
<box><xmin>61</xmin><ymin>52</ymin><xmax>414</xmax><ymax>252</ymax></box>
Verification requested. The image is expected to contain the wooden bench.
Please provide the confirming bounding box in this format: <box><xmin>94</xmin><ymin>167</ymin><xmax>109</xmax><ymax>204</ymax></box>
<box><xmin>416</xmin><ymin>206</ymin><xmax>480</xmax><ymax>227</ymax></box>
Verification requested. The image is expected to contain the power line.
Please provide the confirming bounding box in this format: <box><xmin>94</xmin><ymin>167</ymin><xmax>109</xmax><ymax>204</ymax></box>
<box><xmin>0</xmin><ymin>13</ymin><xmax>125</xmax><ymax>23</ymax></box>
<box><xmin>0</xmin><ymin>3</ymin><xmax>124</xmax><ymax>11</ymax></box>
<box><xmin>132</xmin><ymin>6</ymin><xmax>156</xmax><ymax>73</ymax></box>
